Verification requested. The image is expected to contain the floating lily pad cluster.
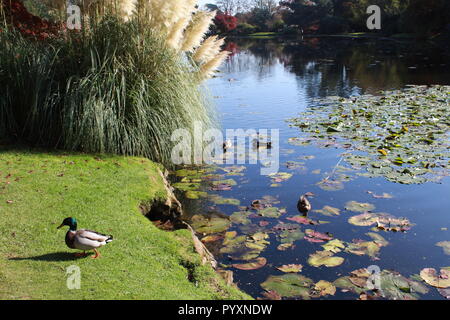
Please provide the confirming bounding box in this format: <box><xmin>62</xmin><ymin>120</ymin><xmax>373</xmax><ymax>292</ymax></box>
<box><xmin>190</xmin><ymin>212</ymin><xmax>231</xmax><ymax>235</ymax></box>
<box><xmin>172</xmin><ymin>166</ymin><xmax>244</xmax><ymax>202</ymax></box>
<box><xmin>288</xmin><ymin>85</ymin><xmax>450</xmax><ymax>184</ymax></box>
<box><xmin>260</xmin><ymin>273</ymin><xmax>337</xmax><ymax>299</ymax></box>
<box><xmin>268</xmin><ymin>172</ymin><xmax>293</xmax><ymax>187</ymax></box>
<box><xmin>259</xmin><ymin>263</ymin><xmax>450</xmax><ymax>300</ymax></box>
<box><xmin>334</xmin><ymin>268</ymin><xmax>429</xmax><ymax>300</ymax></box>
<box><xmin>348</xmin><ymin>212</ymin><xmax>413</xmax><ymax>232</ymax></box>
<box><xmin>220</xmin><ymin>231</ymin><xmax>270</xmax><ymax>261</ymax></box>
<box><xmin>261</xmin><ymin>274</ymin><xmax>314</xmax><ymax>299</ymax></box>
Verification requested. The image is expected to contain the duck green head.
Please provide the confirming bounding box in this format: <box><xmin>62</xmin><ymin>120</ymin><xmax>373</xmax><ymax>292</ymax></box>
<box><xmin>57</xmin><ymin>217</ymin><xmax>77</xmax><ymax>231</ymax></box>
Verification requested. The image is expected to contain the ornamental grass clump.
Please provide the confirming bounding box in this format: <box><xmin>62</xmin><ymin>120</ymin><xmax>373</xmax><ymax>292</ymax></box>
<box><xmin>0</xmin><ymin>0</ymin><xmax>229</xmax><ymax>165</ymax></box>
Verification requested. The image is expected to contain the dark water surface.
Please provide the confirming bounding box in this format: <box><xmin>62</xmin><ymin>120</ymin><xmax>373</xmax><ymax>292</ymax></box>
<box><xmin>184</xmin><ymin>38</ymin><xmax>450</xmax><ymax>300</ymax></box>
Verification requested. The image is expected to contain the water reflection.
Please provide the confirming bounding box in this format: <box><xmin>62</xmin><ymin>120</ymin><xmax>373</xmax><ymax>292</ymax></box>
<box><xmin>224</xmin><ymin>37</ymin><xmax>450</xmax><ymax>96</ymax></box>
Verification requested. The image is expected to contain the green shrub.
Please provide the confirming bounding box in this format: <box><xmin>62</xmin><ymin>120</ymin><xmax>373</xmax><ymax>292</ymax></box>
<box><xmin>235</xmin><ymin>23</ymin><xmax>257</xmax><ymax>35</ymax></box>
<box><xmin>318</xmin><ymin>16</ymin><xmax>349</xmax><ymax>34</ymax></box>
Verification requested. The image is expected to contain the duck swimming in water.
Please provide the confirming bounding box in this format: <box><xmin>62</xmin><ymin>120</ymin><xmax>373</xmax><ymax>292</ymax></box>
<box><xmin>297</xmin><ymin>192</ymin><xmax>315</xmax><ymax>216</ymax></box>
<box><xmin>57</xmin><ymin>217</ymin><xmax>113</xmax><ymax>259</ymax></box>
<box><xmin>223</xmin><ymin>140</ymin><xmax>232</xmax><ymax>152</ymax></box>
<box><xmin>252</xmin><ymin>132</ymin><xmax>272</xmax><ymax>149</ymax></box>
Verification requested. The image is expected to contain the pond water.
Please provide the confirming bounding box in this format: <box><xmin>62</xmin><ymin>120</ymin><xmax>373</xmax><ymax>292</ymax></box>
<box><xmin>177</xmin><ymin>37</ymin><xmax>450</xmax><ymax>300</ymax></box>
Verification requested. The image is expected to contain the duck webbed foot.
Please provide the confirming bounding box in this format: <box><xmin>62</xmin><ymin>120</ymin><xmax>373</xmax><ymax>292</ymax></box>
<box><xmin>91</xmin><ymin>249</ymin><xmax>100</xmax><ymax>259</ymax></box>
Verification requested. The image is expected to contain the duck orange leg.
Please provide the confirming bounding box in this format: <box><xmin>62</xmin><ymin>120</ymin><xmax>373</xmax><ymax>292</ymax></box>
<box><xmin>91</xmin><ymin>249</ymin><xmax>100</xmax><ymax>259</ymax></box>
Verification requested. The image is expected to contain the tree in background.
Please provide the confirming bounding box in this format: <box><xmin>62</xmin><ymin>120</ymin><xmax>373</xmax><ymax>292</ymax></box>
<box><xmin>280</xmin><ymin>0</ymin><xmax>335</xmax><ymax>33</ymax></box>
<box><xmin>210</xmin><ymin>0</ymin><xmax>450</xmax><ymax>36</ymax></box>
<box><xmin>214</xmin><ymin>12</ymin><xmax>238</xmax><ymax>32</ymax></box>
<box><xmin>216</xmin><ymin>0</ymin><xmax>250</xmax><ymax>15</ymax></box>
<box><xmin>400</xmin><ymin>0</ymin><xmax>450</xmax><ymax>36</ymax></box>
<box><xmin>338</xmin><ymin>0</ymin><xmax>409</xmax><ymax>33</ymax></box>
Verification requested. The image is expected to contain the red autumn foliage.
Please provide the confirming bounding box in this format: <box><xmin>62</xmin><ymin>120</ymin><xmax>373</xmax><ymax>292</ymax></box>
<box><xmin>1</xmin><ymin>0</ymin><xmax>65</xmax><ymax>40</ymax></box>
<box><xmin>214</xmin><ymin>13</ymin><xmax>237</xmax><ymax>33</ymax></box>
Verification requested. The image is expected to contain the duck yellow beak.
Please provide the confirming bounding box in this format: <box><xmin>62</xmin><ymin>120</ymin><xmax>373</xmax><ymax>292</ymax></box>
<box><xmin>57</xmin><ymin>224</ymin><xmax>64</xmax><ymax>229</ymax></box>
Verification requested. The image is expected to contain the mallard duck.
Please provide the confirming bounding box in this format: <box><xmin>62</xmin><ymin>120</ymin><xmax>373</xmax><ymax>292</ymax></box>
<box><xmin>297</xmin><ymin>192</ymin><xmax>315</xmax><ymax>216</ymax></box>
<box><xmin>223</xmin><ymin>140</ymin><xmax>232</xmax><ymax>152</ymax></box>
<box><xmin>252</xmin><ymin>132</ymin><xmax>272</xmax><ymax>149</ymax></box>
<box><xmin>57</xmin><ymin>217</ymin><xmax>113</xmax><ymax>259</ymax></box>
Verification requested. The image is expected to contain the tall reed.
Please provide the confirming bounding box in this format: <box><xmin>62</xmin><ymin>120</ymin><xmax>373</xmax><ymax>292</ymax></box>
<box><xmin>0</xmin><ymin>1</ymin><xmax>229</xmax><ymax>165</ymax></box>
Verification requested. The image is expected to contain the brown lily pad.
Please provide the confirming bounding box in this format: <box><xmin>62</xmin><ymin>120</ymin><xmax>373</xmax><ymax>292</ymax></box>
<box><xmin>232</xmin><ymin>257</ymin><xmax>267</xmax><ymax>270</ymax></box>
<box><xmin>277</xmin><ymin>264</ymin><xmax>303</xmax><ymax>273</ymax></box>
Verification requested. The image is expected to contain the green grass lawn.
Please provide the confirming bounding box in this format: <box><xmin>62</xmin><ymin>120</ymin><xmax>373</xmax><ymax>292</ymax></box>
<box><xmin>248</xmin><ymin>32</ymin><xmax>278</xmax><ymax>38</ymax></box>
<box><xmin>0</xmin><ymin>148</ymin><xmax>250</xmax><ymax>300</ymax></box>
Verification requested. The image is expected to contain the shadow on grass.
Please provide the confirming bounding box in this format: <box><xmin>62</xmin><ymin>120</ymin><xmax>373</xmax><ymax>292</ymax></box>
<box><xmin>9</xmin><ymin>251</ymin><xmax>89</xmax><ymax>262</ymax></box>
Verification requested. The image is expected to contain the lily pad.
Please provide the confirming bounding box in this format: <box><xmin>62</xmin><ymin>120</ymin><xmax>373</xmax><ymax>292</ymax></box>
<box><xmin>348</xmin><ymin>212</ymin><xmax>379</xmax><ymax>226</ymax></box>
<box><xmin>345</xmin><ymin>240</ymin><xmax>382</xmax><ymax>258</ymax></box>
<box><xmin>287</xmin><ymin>215</ymin><xmax>320</xmax><ymax>225</ymax></box>
<box><xmin>348</xmin><ymin>212</ymin><xmax>413</xmax><ymax>232</ymax></box>
<box><xmin>173</xmin><ymin>182</ymin><xmax>201</xmax><ymax>191</ymax></box>
<box><xmin>316</xmin><ymin>179</ymin><xmax>344</xmax><ymax>191</ymax></box>
<box><xmin>279</xmin><ymin>229</ymin><xmax>305</xmax><ymax>244</ymax></box>
<box><xmin>277</xmin><ymin>243</ymin><xmax>295</xmax><ymax>251</ymax></box>
<box><xmin>268</xmin><ymin>172</ymin><xmax>293</xmax><ymax>184</ymax></box>
<box><xmin>304</xmin><ymin>229</ymin><xmax>333</xmax><ymax>243</ymax></box>
<box><xmin>190</xmin><ymin>213</ymin><xmax>231</xmax><ymax>234</ymax></box>
<box><xmin>314</xmin><ymin>205</ymin><xmax>341</xmax><ymax>217</ymax></box>
<box><xmin>211</xmin><ymin>179</ymin><xmax>237</xmax><ymax>187</ymax></box>
<box><xmin>420</xmin><ymin>268</ymin><xmax>450</xmax><ymax>288</ymax></box>
<box><xmin>258</xmin><ymin>206</ymin><xmax>285</xmax><ymax>218</ymax></box>
<box><xmin>277</xmin><ymin>264</ymin><xmax>303</xmax><ymax>273</ymax></box>
<box><xmin>380</xmin><ymin>270</ymin><xmax>429</xmax><ymax>300</ymax></box>
<box><xmin>232</xmin><ymin>257</ymin><xmax>267</xmax><ymax>270</ymax></box>
<box><xmin>312</xmin><ymin>280</ymin><xmax>336</xmax><ymax>297</ymax></box>
<box><xmin>436</xmin><ymin>241</ymin><xmax>450</xmax><ymax>255</ymax></box>
<box><xmin>366</xmin><ymin>232</ymin><xmax>389</xmax><ymax>246</ymax></box>
<box><xmin>438</xmin><ymin>288</ymin><xmax>450</xmax><ymax>299</ymax></box>
<box><xmin>345</xmin><ymin>201</ymin><xmax>375</xmax><ymax>212</ymax></box>
<box><xmin>221</xmin><ymin>166</ymin><xmax>246</xmax><ymax>176</ymax></box>
<box><xmin>259</xmin><ymin>290</ymin><xmax>282</xmax><ymax>300</ymax></box>
<box><xmin>261</xmin><ymin>274</ymin><xmax>314</xmax><ymax>299</ymax></box>
<box><xmin>285</xmin><ymin>161</ymin><xmax>306</xmax><ymax>170</ymax></box>
<box><xmin>308</xmin><ymin>250</ymin><xmax>344</xmax><ymax>267</ymax></box>
<box><xmin>230</xmin><ymin>211</ymin><xmax>252</xmax><ymax>225</ymax></box>
<box><xmin>185</xmin><ymin>190</ymin><xmax>208</xmax><ymax>199</ymax></box>
<box><xmin>208</xmin><ymin>194</ymin><xmax>240</xmax><ymax>206</ymax></box>
<box><xmin>322</xmin><ymin>239</ymin><xmax>346</xmax><ymax>253</ymax></box>
<box><xmin>210</xmin><ymin>183</ymin><xmax>233</xmax><ymax>191</ymax></box>
<box><xmin>201</xmin><ymin>235</ymin><xmax>223</xmax><ymax>243</ymax></box>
